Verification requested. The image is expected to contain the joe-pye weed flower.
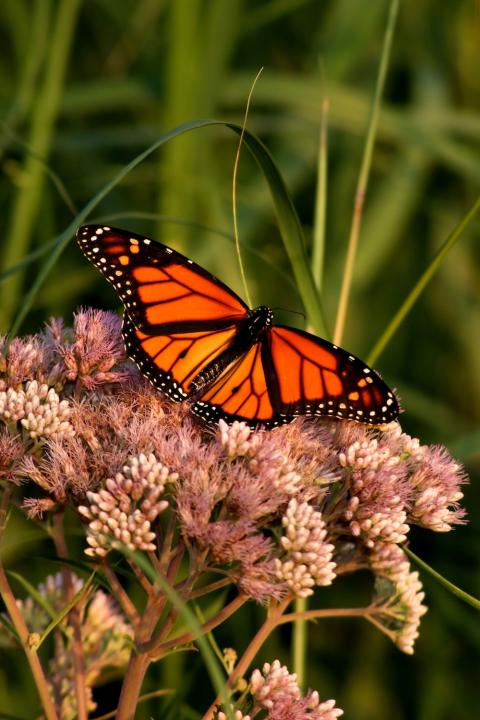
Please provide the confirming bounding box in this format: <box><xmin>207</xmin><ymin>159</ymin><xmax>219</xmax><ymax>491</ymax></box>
<box><xmin>0</xmin><ymin>311</ymin><xmax>468</xmax><ymax>719</ymax></box>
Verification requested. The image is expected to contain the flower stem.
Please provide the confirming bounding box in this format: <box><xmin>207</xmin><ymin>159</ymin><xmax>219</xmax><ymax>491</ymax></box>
<box><xmin>292</xmin><ymin>597</ymin><xmax>307</xmax><ymax>689</ymax></box>
<box><xmin>115</xmin><ymin>651</ymin><xmax>151</xmax><ymax>720</ymax></box>
<box><xmin>278</xmin><ymin>605</ymin><xmax>373</xmax><ymax>625</ymax></box>
<box><xmin>201</xmin><ymin>597</ymin><xmax>291</xmax><ymax>720</ymax></box>
<box><xmin>146</xmin><ymin>593</ymin><xmax>248</xmax><ymax>657</ymax></box>
<box><xmin>102</xmin><ymin>563</ymin><xmax>140</xmax><ymax>627</ymax></box>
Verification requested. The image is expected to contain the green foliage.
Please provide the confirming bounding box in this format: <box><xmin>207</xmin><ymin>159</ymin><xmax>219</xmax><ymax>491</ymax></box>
<box><xmin>0</xmin><ymin>0</ymin><xmax>478</xmax><ymax>718</ymax></box>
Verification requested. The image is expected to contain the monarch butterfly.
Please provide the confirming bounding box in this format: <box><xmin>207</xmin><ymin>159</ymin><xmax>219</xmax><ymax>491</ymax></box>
<box><xmin>77</xmin><ymin>224</ymin><xmax>399</xmax><ymax>428</ymax></box>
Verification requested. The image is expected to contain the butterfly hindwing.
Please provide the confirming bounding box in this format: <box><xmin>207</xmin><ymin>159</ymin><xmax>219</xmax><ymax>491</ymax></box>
<box><xmin>77</xmin><ymin>224</ymin><xmax>249</xmax><ymax>333</ymax></box>
<box><xmin>192</xmin><ymin>341</ymin><xmax>276</xmax><ymax>425</ymax></box>
<box><xmin>266</xmin><ymin>326</ymin><xmax>399</xmax><ymax>424</ymax></box>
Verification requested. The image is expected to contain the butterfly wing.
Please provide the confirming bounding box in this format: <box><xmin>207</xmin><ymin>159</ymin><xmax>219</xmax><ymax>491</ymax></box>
<box><xmin>264</xmin><ymin>325</ymin><xmax>399</xmax><ymax>424</ymax></box>
<box><xmin>76</xmin><ymin>224</ymin><xmax>249</xmax><ymax>332</ymax></box>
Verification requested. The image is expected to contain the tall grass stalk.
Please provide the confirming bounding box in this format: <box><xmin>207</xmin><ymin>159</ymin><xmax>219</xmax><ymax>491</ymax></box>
<box><xmin>333</xmin><ymin>0</ymin><xmax>400</xmax><ymax>344</ymax></box>
<box><xmin>293</xmin><ymin>91</ymin><xmax>330</xmax><ymax>690</ymax></box>
<box><xmin>0</xmin><ymin>0</ymin><xmax>80</xmax><ymax>330</ymax></box>
<box><xmin>311</xmin><ymin>96</ymin><xmax>329</xmax><ymax>292</ymax></box>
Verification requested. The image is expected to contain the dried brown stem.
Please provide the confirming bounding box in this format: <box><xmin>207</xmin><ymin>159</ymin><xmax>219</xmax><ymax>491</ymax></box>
<box><xmin>188</xmin><ymin>577</ymin><xmax>233</xmax><ymax>599</ymax></box>
<box><xmin>128</xmin><ymin>558</ymin><xmax>153</xmax><ymax>594</ymax></box>
<box><xmin>115</xmin><ymin>651</ymin><xmax>151</xmax><ymax>720</ymax></box>
<box><xmin>158</xmin><ymin>510</ymin><xmax>177</xmax><ymax>572</ymax></box>
<box><xmin>115</xmin><ymin>589</ymin><xmax>161</xmax><ymax>720</ymax></box>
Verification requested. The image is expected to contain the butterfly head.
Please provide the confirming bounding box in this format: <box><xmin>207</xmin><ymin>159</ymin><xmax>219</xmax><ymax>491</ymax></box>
<box><xmin>247</xmin><ymin>305</ymin><xmax>274</xmax><ymax>337</ymax></box>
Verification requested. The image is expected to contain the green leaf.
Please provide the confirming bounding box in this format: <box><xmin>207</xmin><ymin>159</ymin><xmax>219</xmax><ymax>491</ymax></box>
<box><xmin>6</xmin><ymin>570</ymin><xmax>57</xmax><ymax>620</ymax></box>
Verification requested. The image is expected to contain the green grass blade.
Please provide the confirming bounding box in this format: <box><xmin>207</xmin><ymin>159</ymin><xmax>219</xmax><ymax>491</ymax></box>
<box><xmin>0</xmin><ymin>214</ymin><xmax>297</xmax><ymax>296</ymax></box>
<box><xmin>311</xmin><ymin>96</ymin><xmax>329</xmax><ymax>292</ymax></box>
<box><xmin>333</xmin><ymin>0</ymin><xmax>400</xmax><ymax>344</ymax></box>
<box><xmin>0</xmin><ymin>0</ymin><xmax>51</xmax><ymax>158</ymax></box>
<box><xmin>0</xmin><ymin>612</ymin><xmax>20</xmax><ymax>642</ymax></box>
<box><xmin>8</xmin><ymin>119</ymin><xmax>327</xmax><ymax>339</ymax></box>
<box><xmin>242</xmin><ymin>0</ymin><xmax>313</xmax><ymax>32</ymax></box>
<box><xmin>405</xmin><ymin>548</ymin><xmax>480</xmax><ymax>611</ymax></box>
<box><xmin>232</xmin><ymin>124</ymin><xmax>328</xmax><ymax>334</ymax></box>
<box><xmin>367</xmin><ymin>194</ymin><xmax>480</xmax><ymax>364</ymax></box>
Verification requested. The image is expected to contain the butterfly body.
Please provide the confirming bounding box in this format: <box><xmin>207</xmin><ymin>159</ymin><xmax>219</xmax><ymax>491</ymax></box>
<box><xmin>77</xmin><ymin>225</ymin><xmax>400</xmax><ymax>428</ymax></box>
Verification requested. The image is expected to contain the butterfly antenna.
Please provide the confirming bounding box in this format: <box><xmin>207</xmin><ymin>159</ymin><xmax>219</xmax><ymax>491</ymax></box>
<box><xmin>232</xmin><ymin>67</ymin><xmax>264</xmax><ymax>308</ymax></box>
<box><xmin>272</xmin><ymin>307</ymin><xmax>306</xmax><ymax>322</ymax></box>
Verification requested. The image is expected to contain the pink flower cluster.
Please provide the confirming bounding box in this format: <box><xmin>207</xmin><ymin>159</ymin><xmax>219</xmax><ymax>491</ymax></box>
<box><xmin>0</xmin><ymin>310</ymin><xmax>468</xmax><ymax>663</ymax></box>
<box><xmin>216</xmin><ymin>660</ymin><xmax>343</xmax><ymax>720</ymax></box>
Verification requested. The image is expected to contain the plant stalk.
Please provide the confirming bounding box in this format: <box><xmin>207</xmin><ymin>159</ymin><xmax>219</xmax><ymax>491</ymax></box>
<box><xmin>333</xmin><ymin>0</ymin><xmax>400</xmax><ymax>344</ymax></box>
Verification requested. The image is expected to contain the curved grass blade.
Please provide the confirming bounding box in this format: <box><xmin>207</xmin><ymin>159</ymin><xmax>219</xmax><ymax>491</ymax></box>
<box><xmin>9</xmin><ymin>118</ymin><xmax>327</xmax><ymax>340</ymax></box>
<box><xmin>368</xmin><ymin>194</ymin><xmax>480</xmax><ymax>364</ymax></box>
<box><xmin>0</xmin><ymin>213</ymin><xmax>298</xmax><ymax>296</ymax></box>
<box><xmin>34</xmin><ymin>554</ymin><xmax>111</xmax><ymax>592</ymax></box>
<box><xmin>6</xmin><ymin>570</ymin><xmax>57</xmax><ymax>620</ymax></box>
<box><xmin>405</xmin><ymin>548</ymin><xmax>480</xmax><ymax>611</ymax></box>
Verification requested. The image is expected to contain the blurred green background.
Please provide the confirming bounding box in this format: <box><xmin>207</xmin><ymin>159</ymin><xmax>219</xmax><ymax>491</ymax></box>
<box><xmin>0</xmin><ymin>0</ymin><xmax>479</xmax><ymax>718</ymax></box>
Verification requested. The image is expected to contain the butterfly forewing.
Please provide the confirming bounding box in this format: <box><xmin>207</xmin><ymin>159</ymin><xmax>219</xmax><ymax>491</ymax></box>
<box><xmin>77</xmin><ymin>225</ymin><xmax>248</xmax><ymax>332</ymax></box>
